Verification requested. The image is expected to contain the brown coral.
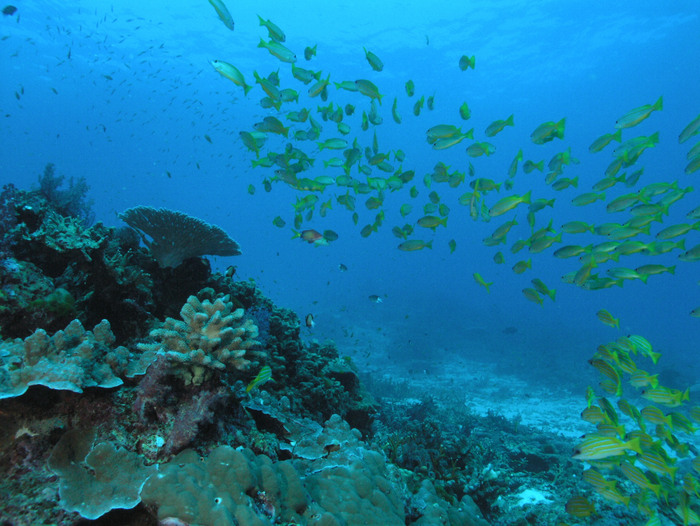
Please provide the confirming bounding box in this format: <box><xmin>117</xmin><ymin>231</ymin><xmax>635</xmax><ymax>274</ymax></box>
<box><xmin>138</xmin><ymin>295</ymin><xmax>263</xmax><ymax>385</ymax></box>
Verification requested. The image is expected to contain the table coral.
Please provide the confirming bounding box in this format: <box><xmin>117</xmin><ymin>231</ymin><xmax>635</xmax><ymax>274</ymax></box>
<box><xmin>137</xmin><ymin>294</ymin><xmax>263</xmax><ymax>385</ymax></box>
<box><xmin>118</xmin><ymin>205</ymin><xmax>242</xmax><ymax>268</ymax></box>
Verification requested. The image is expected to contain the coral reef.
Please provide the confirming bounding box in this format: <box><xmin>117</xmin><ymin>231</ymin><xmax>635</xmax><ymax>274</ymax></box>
<box><xmin>0</xmin><ymin>173</ymin><xmax>572</xmax><ymax>526</ymax></box>
<box><xmin>137</xmin><ymin>294</ymin><xmax>264</xmax><ymax>385</ymax></box>
<box><xmin>118</xmin><ymin>205</ymin><xmax>242</xmax><ymax>268</ymax></box>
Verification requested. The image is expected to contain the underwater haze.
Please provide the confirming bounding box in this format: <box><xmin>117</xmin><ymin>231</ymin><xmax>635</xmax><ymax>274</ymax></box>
<box><xmin>2</xmin><ymin>0</ymin><xmax>700</xmax><ymax>393</ymax></box>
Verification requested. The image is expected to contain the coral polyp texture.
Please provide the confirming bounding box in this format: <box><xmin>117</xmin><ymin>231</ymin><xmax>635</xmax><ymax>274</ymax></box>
<box><xmin>138</xmin><ymin>294</ymin><xmax>263</xmax><ymax>385</ymax></box>
<box><xmin>118</xmin><ymin>205</ymin><xmax>242</xmax><ymax>268</ymax></box>
<box><xmin>0</xmin><ymin>318</ymin><xmax>155</xmax><ymax>399</ymax></box>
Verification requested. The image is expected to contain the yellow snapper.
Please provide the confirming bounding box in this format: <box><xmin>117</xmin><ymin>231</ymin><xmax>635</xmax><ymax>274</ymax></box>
<box><xmin>211</xmin><ymin>60</ymin><xmax>252</xmax><ymax>95</ymax></box>
<box><xmin>615</xmin><ymin>96</ymin><xmax>663</xmax><ymax>129</ymax></box>
<box><xmin>208</xmin><ymin>0</ymin><xmax>234</xmax><ymax>30</ymax></box>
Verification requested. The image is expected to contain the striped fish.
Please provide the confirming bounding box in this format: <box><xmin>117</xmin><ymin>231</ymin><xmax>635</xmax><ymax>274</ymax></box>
<box><xmin>246</xmin><ymin>365</ymin><xmax>272</xmax><ymax>393</ymax></box>
<box><xmin>572</xmin><ymin>436</ymin><xmax>642</xmax><ymax>460</ymax></box>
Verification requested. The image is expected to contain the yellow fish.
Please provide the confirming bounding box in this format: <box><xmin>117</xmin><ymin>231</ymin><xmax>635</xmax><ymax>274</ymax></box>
<box><xmin>211</xmin><ymin>61</ymin><xmax>252</xmax><ymax>95</ymax></box>
<box><xmin>615</xmin><ymin>96</ymin><xmax>663</xmax><ymax>129</ymax></box>
<box><xmin>473</xmin><ymin>273</ymin><xmax>492</xmax><ymax>293</ymax></box>
<box><xmin>596</xmin><ymin>309</ymin><xmax>619</xmax><ymax>329</ymax></box>
<box><xmin>208</xmin><ymin>0</ymin><xmax>234</xmax><ymax>30</ymax></box>
<box><xmin>398</xmin><ymin>239</ymin><xmax>432</xmax><ymax>251</ymax></box>
<box><xmin>531</xmin><ymin>118</ymin><xmax>566</xmax><ymax>144</ymax></box>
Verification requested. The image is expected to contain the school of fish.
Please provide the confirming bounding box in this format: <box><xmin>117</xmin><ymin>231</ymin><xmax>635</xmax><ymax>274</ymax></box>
<box><xmin>563</xmin><ymin>311</ymin><xmax>700</xmax><ymax>526</ymax></box>
<box><xmin>203</xmin><ymin>2</ymin><xmax>700</xmax><ymax>315</ymax></box>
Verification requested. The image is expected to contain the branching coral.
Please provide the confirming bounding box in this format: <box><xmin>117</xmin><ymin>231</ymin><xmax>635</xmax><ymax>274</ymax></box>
<box><xmin>138</xmin><ymin>295</ymin><xmax>263</xmax><ymax>385</ymax></box>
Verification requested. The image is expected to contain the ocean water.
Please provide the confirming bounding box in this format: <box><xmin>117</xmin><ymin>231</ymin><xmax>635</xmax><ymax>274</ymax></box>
<box><xmin>1</xmin><ymin>0</ymin><xmax>699</xmax><ymax>398</ymax></box>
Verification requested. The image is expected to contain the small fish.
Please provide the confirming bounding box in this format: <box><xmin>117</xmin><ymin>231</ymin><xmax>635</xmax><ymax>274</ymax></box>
<box><xmin>248</xmin><ymin>184</ymin><xmax>256</xmax><ymax>195</ymax></box>
<box><xmin>473</xmin><ymin>273</ymin><xmax>492</xmax><ymax>293</ymax></box>
<box><xmin>356</xmin><ymin>79</ymin><xmax>383</xmax><ymax>104</ymax></box>
<box><xmin>297</xmin><ymin>229</ymin><xmax>323</xmax><ymax>244</ymax></box>
<box><xmin>323</xmin><ymin>230</ymin><xmax>338</xmax><ymax>242</ymax></box>
<box><xmin>459</xmin><ymin>102</ymin><xmax>471</xmax><ymax>120</ymax></box>
<box><xmin>258</xmin><ymin>15</ymin><xmax>285</xmax><ymax>42</ymax></box>
<box><xmin>596</xmin><ymin>309</ymin><xmax>619</xmax><ymax>329</ymax></box>
<box><xmin>489</xmin><ymin>190</ymin><xmax>531</xmax><ymax>217</ymax></box>
<box><xmin>641</xmin><ymin>387</ymin><xmax>689</xmax><ymax>407</ymax></box>
<box><xmin>458</xmin><ymin>54</ymin><xmax>475</xmax><ymax>70</ymax></box>
<box><xmin>405</xmin><ymin>80</ymin><xmax>415</xmax><ymax>97</ymax></box>
<box><xmin>305</xmin><ymin>313</ymin><xmax>315</xmax><ymax>328</ymax></box>
<box><xmin>413</xmin><ymin>95</ymin><xmax>425</xmax><ymax>116</ymax></box>
<box><xmin>246</xmin><ymin>365</ymin><xmax>272</xmax><ymax>393</ymax></box>
<box><xmin>211</xmin><ymin>60</ymin><xmax>252</xmax><ymax>95</ymax></box>
<box><xmin>572</xmin><ymin>436</ymin><xmax>642</xmax><ymax>460</ymax></box>
<box><xmin>512</xmin><ymin>259</ymin><xmax>531</xmax><ymax>274</ymax></box>
<box><xmin>225</xmin><ymin>266</ymin><xmax>236</xmax><ymax>278</ymax></box>
<box><xmin>571</xmin><ymin>192</ymin><xmax>605</xmax><ymax>206</ymax></box>
<box><xmin>304</xmin><ymin>44</ymin><xmax>317</xmax><ymax>60</ymax></box>
<box><xmin>272</xmin><ymin>216</ymin><xmax>285</xmax><ymax>228</ymax></box>
<box><xmin>363</xmin><ymin>47</ymin><xmax>383</xmax><ymax>71</ymax></box>
<box><xmin>2</xmin><ymin>5</ymin><xmax>17</xmax><ymax>16</ymax></box>
<box><xmin>531</xmin><ymin>118</ymin><xmax>566</xmax><ymax>145</ymax></box>
<box><xmin>589</xmin><ymin>129</ymin><xmax>622</xmax><ymax>153</ymax></box>
<box><xmin>417</xmin><ymin>215</ymin><xmax>447</xmax><ymax>230</ymax></box>
<box><xmin>485</xmin><ymin>115</ymin><xmax>514</xmax><ymax>137</ymax></box>
<box><xmin>493</xmin><ymin>251</ymin><xmax>505</xmax><ymax>264</ymax></box>
<box><xmin>615</xmin><ymin>96</ymin><xmax>663</xmax><ymax>129</ymax></box>
<box><xmin>258</xmin><ymin>38</ymin><xmax>297</xmax><ymax>63</ymax></box>
<box><xmin>531</xmin><ymin>278</ymin><xmax>555</xmax><ymax>301</ymax></box>
<box><xmin>448</xmin><ymin>239</ymin><xmax>457</xmax><ymax>254</ymax></box>
<box><xmin>317</xmin><ymin>138</ymin><xmax>348</xmax><ymax>151</ymax></box>
<box><xmin>565</xmin><ymin>496</ymin><xmax>596</xmax><ymax>518</ymax></box>
<box><xmin>680</xmin><ymin>112</ymin><xmax>700</xmax><ymax>144</ymax></box>
<box><xmin>369</xmin><ymin>295</ymin><xmax>382</xmax><ymax>303</ymax></box>
<box><xmin>338</xmin><ymin>264</ymin><xmax>348</xmax><ymax>272</ymax></box>
<box><xmin>204</xmin><ymin>134</ymin><xmax>213</xmax><ymax>143</ymax></box>
<box><xmin>398</xmin><ymin>239</ymin><xmax>432</xmax><ymax>251</ymax></box>
<box><xmin>208</xmin><ymin>0</ymin><xmax>234</xmax><ymax>30</ymax></box>
<box><xmin>522</xmin><ymin>288</ymin><xmax>543</xmax><ymax>306</ymax></box>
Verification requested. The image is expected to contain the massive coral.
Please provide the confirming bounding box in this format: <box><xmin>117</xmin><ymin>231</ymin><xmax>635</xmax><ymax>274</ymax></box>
<box><xmin>137</xmin><ymin>294</ymin><xmax>264</xmax><ymax>385</ymax></box>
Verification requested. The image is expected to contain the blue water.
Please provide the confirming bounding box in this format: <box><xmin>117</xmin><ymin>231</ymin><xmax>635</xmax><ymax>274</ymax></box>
<box><xmin>1</xmin><ymin>1</ymin><xmax>699</xmax><ymax>390</ymax></box>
